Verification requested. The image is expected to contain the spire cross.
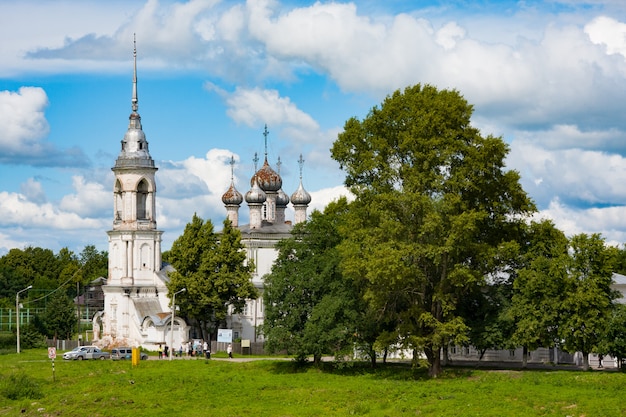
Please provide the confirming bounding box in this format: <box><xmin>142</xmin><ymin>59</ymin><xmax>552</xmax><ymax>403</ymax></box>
<box><xmin>298</xmin><ymin>154</ymin><xmax>304</xmax><ymax>180</ymax></box>
<box><xmin>253</xmin><ymin>152</ymin><xmax>259</xmax><ymax>172</ymax></box>
<box><xmin>229</xmin><ymin>155</ymin><xmax>236</xmax><ymax>182</ymax></box>
<box><xmin>263</xmin><ymin>124</ymin><xmax>269</xmax><ymax>159</ymax></box>
<box><xmin>132</xmin><ymin>33</ymin><xmax>138</xmax><ymax>113</ymax></box>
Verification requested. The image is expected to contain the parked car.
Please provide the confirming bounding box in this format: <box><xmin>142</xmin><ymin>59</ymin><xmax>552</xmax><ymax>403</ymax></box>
<box><xmin>64</xmin><ymin>346</ymin><xmax>110</xmax><ymax>360</ymax></box>
<box><xmin>111</xmin><ymin>347</ymin><xmax>148</xmax><ymax>361</ymax></box>
<box><xmin>62</xmin><ymin>346</ymin><xmax>88</xmax><ymax>360</ymax></box>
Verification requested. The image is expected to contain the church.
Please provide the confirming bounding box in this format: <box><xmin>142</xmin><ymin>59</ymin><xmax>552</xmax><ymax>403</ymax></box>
<box><xmin>95</xmin><ymin>41</ymin><xmax>310</xmax><ymax>350</ymax></box>
<box><xmin>221</xmin><ymin>128</ymin><xmax>311</xmax><ymax>343</ymax></box>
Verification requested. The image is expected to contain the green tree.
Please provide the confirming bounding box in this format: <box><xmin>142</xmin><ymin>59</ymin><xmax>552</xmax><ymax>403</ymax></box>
<box><xmin>165</xmin><ymin>215</ymin><xmax>257</xmax><ymax>341</ymax></box>
<box><xmin>263</xmin><ymin>198</ymin><xmax>362</xmax><ymax>365</ymax></box>
<box><xmin>508</xmin><ymin>220</ymin><xmax>569</xmax><ymax>367</ymax></box>
<box><xmin>560</xmin><ymin>233</ymin><xmax>619</xmax><ymax>370</ymax></box>
<box><xmin>599</xmin><ymin>303</ymin><xmax>626</xmax><ymax>369</ymax></box>
<box><xmin>330</xmin><ymin>84</ymin><xmax>535</xmax><ymax>377</ymax></box>
<box><xmin>40</xmin><ymin>292</ymin><xmax>76</xmax><ymax>343</ymax></box>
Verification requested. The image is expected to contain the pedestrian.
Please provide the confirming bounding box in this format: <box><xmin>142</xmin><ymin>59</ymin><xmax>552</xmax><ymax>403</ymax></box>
<box><xmin>178</xmin><ymin>344</ymin><xmax>183</xmax><ymax>358</ymax></box>
<box><xmin>164</xmin><ymin>345</ymin><xmax>169</xmax><ymax>358</ymax></box>
<box><xmin>203</xmin><ymin>341</ymin><xmax>210</xmax><ymax>359</ymax></box>
<box><xmin>158</xmin><ymin>344</ymin><xmax>163</xmax><ymax>359</ymax></box>
<box><xmin>227</xmin><ymin>343</ymin><xmax>233</xmax><ymax>359</ymax></box>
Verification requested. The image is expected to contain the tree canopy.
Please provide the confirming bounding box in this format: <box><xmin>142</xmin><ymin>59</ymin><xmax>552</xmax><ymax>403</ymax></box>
<box><xmin>330</xmin><ymin>84</ymin><xmax>535</xmax><ymax>376</ymax></box>
<box><xmin>165</xmin><ymin>214</ymin><xmax>257</xmax><ymax>341</ymax></box>
<box><xmin>263</xmin><ymin>198</ymin><xmax>362</xmax><ymax>364</ymax></box>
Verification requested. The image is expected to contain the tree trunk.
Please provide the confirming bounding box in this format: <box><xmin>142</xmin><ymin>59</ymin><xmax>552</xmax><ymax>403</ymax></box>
<box><xmin>582</xmin><ymin>352</ymin><xmax>589</xmax><ymax>371</ymax></box>
<box><xmin>522</xmin><ymin>346</ymin><xmax>528</xmax><ymax>368</ymax></box>
<box><xmin>383</xmin><ymin>347</ymin><xmax>388</xmax><ymax>364</ymax></box>
<box><xmin>442</xmin><ymin>345</ymin><xmax>449</xmax><ymax>366</ymax></box>
<box><xmin>369</xmin><ymin>347</ymin><xmax>377</xmax><ymax>368</ymax></box>
<box><xmin>425</xmin><ymin>346</ymin><xmax>443</xmax><ymax>378</ymax></box>
<box><xmin>313</xmin><ymin>353</ymin><xmax>322</xmax><ymax>367</ymax></box>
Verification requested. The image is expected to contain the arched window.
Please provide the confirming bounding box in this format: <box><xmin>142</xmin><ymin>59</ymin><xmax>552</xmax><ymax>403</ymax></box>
<box><xmin>137</xmin><ymin>179</ymin><xmax>148</xmax><ymax>220</ymax></box>
<box><xmin>114</xmin><ymin>179</ymin><xmax>123</xmax><ymax>221</ymax></box>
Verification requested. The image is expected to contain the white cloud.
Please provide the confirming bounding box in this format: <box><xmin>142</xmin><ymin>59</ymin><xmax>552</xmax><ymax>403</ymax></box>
<box><xmin>0</xmin><ymin>191</ymin><xmax>104</xmax><ymax>230</ymax></box>
<box><xmin>508</xmin><ymin>141</ymin><xmax>626</xmax><ymax>208</ymax></box>
<box><xmin>0</xmin><ymin>87</ymin><xmax>49</xmax><ymax>153</ymax></box>
<box><xmin>535</xmin><ymin>199</ymin><xmax>626</xmax><ymax>246</ymax></box>
<box><xmin>20</xmin><ymin>178</ymin><xmax>47</xmax><ymax>205</ymax></box>
<box><xmin>59</xmin><ymin>176</ymin><xmax>110</xmax><ymax>217</ymax></box>
<box><xmin>585</xmin><ymin>15</ymin><xmax>626</xmax><ymax>57</ymax></box>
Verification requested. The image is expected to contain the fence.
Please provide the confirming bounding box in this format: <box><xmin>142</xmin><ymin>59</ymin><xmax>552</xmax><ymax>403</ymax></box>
<box><xmin>0</xmin><ymin>307</ymin><xmax>95</xmax><ymax>334</ymax></box>
<box><xmin>0</xmin><ymin>308</ymin><xmax>44</xmax><ymax>332</ymax></box>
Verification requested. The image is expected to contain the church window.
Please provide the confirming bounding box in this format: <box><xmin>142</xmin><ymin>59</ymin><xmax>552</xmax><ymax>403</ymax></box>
<box><xmin>137</xmin><ymin>179</ymin><xmax>149</xmax><ymax>219</ymax></box>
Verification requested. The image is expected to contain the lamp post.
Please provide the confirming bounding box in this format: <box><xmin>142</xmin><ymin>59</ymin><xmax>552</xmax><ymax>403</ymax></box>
<box><xmin>169</xmin><ymin>288</ymin><xmax>186</xmax><ymax>360</ymax></box>
<box><xmin>16</xmin><ymin>285</ymin><xmax>33</xmax><ymax>354</ymax></box>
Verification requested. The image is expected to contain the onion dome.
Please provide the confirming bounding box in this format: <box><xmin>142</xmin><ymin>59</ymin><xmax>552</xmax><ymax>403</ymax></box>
<box><xmin>222</xmin><ymin>156</ymin><xmax>243</xmax><ymax>205</ymax></box>
<box><xmin>291</xmin><ymin>181</ymin><xmax>311</xmax><ymax>205</ymax></box>
<box><xmin>245</xmin><ymin>176</ymin><xmax>266</xmax><ymax>204</ymax></box>
<box><xmin>251</xmin><ymin>158</ymin><xmax>282</xmax><ymax>192</ymax></box>
<box><xmin>276</xmin><ymin>188</ymin><xmax>290</xmax><ymax>207</ymax></box>
<box><xmin>222</xmin><ymin>183</ymin><xmax>243</xmax><ymax>205</ymax></box>
<box><xmin>291</xmin><ymin>154</ymin><xmax>311</xmax><ymax>205</ymax></box>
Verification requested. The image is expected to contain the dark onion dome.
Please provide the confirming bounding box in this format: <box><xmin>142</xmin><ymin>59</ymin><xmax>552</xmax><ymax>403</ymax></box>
<box><xmin>222</xmin><ymin>182</ymin><xmax>243</xmax><ymax>205</ymax></box>
<box><xmin>251</xmin><ymin>158</ymin><xmax>282</xmax><ymax>192</ymax></box>
<box><xmin>245</xmin><ymin>176</ymin><xmax>267</xmax><ymax>204</ymax></box>
<box><xmin>291</xmin><ymin>181</ymin><xmax>311</xmax><ymax>205</ymax></box>
<box><xmin>276</xmin><ymin>188</ymin><xmax>290</xmax><ymax>207</ymax></box>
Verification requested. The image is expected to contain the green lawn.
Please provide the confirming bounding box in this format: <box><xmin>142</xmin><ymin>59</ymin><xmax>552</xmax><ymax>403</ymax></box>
<box><xmin>1</xmin><ymin>349</ymin><xmax>624</xmax><ymax>416</ymax></box>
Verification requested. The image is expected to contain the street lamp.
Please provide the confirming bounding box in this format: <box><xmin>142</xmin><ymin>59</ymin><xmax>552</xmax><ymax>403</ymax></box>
<box><xmin>169</xmin><ymin>288</ymin><xmax>186</xmax><ymax>360</ymax></box>
<box><xmin>16</xmin><ymin>285</ymin><xmax>33</xmax><ymax>354</ymax></box>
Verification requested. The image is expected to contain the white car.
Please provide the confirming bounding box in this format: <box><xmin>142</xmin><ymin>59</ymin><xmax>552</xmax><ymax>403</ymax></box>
<box><xmin>63</xmin><ymin>346</ymin><xmax>111</xmax><ymax>360</ymax></box>
<box><xmin>63</xmin><ymin>346</ymin><xmax>88</xmax><ymax>360</ymax></box>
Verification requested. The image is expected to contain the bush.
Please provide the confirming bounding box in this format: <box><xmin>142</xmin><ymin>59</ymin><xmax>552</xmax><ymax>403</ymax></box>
<box><xmin>0</xmin><ymin>372</ymin><xmax>43</xmax><ymax>400</ymax></box>
<box><xmin>0</xmin><ymin>333</ymin><xmax>15</xmax><ymax>349</ymax></box>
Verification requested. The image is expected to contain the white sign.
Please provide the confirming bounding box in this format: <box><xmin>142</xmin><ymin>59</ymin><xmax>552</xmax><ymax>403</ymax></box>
<box><xmin>48</xmin><ymin>347</ymin><xmax>56</xmax><ymax>359</ymax></box>
<box><xmin>217</xmin><ymin>329</ymin><xmax>233</xmax><ymax>343</ymax></box>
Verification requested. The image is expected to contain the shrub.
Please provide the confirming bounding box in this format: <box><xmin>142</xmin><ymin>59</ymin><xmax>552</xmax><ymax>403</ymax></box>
<box><xmin>0</xmin><ymin>372</ymin><xmax>43</xmax><ymax>400</ymax></box>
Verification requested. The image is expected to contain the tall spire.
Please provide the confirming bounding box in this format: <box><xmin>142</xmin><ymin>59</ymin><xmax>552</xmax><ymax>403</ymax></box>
<box><xmin>253</xmin><ymin>152</ymin><xmax>259</xmax><ymax>172</ymax></box>
<box><xmin>132</xmin><ymin>33</ymin><xmax>138</xmax><ymax>113</ymax></box>
<box><xmin>263</xmin><ymin>124</ymin><xmax>269</xmax><ymax>160</ymax></box>
<box><xmin>298</xmin><ymin>154</ymin><xmax>304</xmax><ymax>180</ymax></box>
<box><xmin>276</xmin><ymin>156</ymin><xmax>282</xmax><ymax>174</ymax></box>
<box><xmin>229</xmin><ymin>155</ymin><xmax>236</xmax><ymax>181</ymax></box>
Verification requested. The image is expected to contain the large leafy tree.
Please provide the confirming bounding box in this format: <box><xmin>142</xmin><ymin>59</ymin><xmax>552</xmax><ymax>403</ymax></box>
<box><xmin>508</xmin><ymin>220</ymin><xmax>569</xmax><ymax>367</ymax></box>
<box><xmin>330</xmin><ymin>84</ymin><xmax>535</xmax><ymax>377</ymax></box>
<box><xmin>263</xmin><ymin>198</ymin><xmax>362</xmax><ymax>365</ymax></box>
<box><xmin>165</xmin><ymin>215</ymin><xmax>257</xmax><ymax>341</ymax></box>
<box><xmin>560</xmin><ymin>233</ymin><xmax>619</xmax><ymax>370</ymax></box>
<box><xmin>599</xmin><ymin>303</ymin><xmax>626</xmax><ymax>369</ymax></box>
<box><xmin>39</xmin><ymin>292</ymin><xmax>76</xmax><ymax>342</ymax></box>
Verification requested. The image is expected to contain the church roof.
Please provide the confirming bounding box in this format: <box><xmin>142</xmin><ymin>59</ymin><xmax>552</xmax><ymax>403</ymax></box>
<box><xmin>133</xmin><ymin>298</ymin><xmax>165</xmax><ymax>324</ymax></box>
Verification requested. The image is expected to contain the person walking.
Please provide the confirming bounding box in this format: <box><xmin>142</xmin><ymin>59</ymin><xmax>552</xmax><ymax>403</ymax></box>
<box><xmin>227</xmin><ymin>343</ymin><xmax>233</xmax><ymax>359</ymax></box>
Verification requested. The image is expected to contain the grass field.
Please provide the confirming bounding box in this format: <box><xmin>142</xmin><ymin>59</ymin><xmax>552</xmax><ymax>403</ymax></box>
<box><xmin>1</xmin><ymin>349</ymin><xmax>624</xmax><ymax>416</ymax></box>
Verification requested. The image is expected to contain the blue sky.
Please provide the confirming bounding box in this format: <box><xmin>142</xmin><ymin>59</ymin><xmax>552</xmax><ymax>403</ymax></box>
<box><xmin>1</xmin><ymin>0</ymin><xmax>626</xmax><ymax>255</ymax></box>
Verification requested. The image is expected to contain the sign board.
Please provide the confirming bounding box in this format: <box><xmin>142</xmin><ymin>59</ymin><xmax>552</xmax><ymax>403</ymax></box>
<box><xmin>217</xmin><ymin>328</ymin><xmax>233</xmax><ymax>343</ymax></box>
<box><xmin>48</xmin><ymin>347</ymin><xmax>56</xmax><ymax>359</ymax></box>
<box><xmin>241</xmin><ymin>339</ymin><xmax>250</xmax><ymax>348</ymax></box>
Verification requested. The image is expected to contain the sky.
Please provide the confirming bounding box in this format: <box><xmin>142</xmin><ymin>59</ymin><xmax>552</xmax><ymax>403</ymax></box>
<box><xmin>1</xmin><ymin>0</ymin><xmax>626</xmax><ymax>256</ymax></box>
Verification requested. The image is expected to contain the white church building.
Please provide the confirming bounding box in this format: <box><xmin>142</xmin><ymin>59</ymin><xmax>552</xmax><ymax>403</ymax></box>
<box><xmin>95</xmin><ymin>41</ymin><xmax>310</xmax><ymax>350</ymax></box>
<box><xmin>220</xmin><ymin>128</ymin><xmax>311</xmax><ymax>343</ymax></box>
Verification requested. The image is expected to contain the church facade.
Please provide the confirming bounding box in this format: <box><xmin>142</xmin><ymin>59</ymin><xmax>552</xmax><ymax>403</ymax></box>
<box><xmin>221</xmin><ymin>127</ymin><xmax>311</xmax><ymax>343</ymax></box>
<box><xmin>95</xmin><ymin>40</ymin><xmax>189</xmax><ymax>350</ymax></box>
<box><xmin>95</xmin><ymin>42</ymin><xmax>310</xmax><ymax>350</ymax></box>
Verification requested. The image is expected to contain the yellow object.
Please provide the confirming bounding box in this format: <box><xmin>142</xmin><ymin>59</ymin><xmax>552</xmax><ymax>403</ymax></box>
<box><xmin>132</xmin><ymin>348</ymin><xmax>140</xmax><ymax>367</ymax></box>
